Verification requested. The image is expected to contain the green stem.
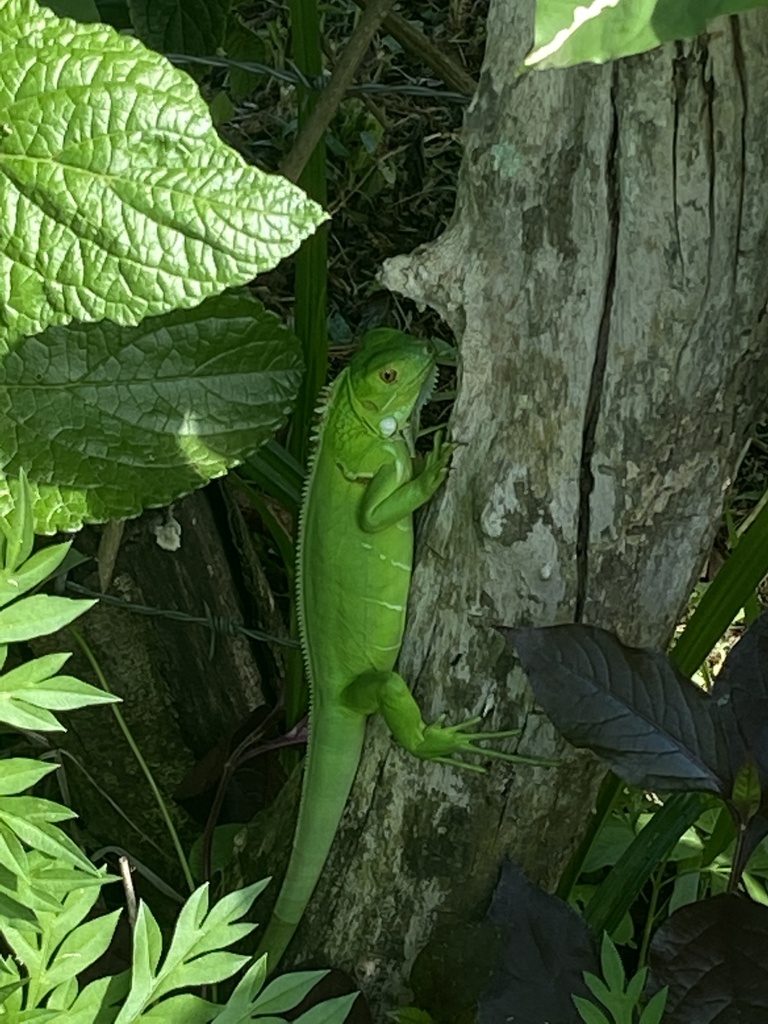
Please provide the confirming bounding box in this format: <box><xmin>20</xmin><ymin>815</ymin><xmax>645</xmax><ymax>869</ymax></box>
<box><xmin>69</xmin><ymin>626</ymin><xmax>195</xmax><ymax>894</ymax></box>
<box><xmin>637</xmin><ymin>869</ymin><xmax>662</xmax><ymax>969</ymax></box>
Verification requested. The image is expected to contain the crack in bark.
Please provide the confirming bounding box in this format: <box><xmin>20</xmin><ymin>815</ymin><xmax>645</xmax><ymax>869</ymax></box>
<box><xmin>701</xmin><ymin>41</ymin><xmax>716</xmax><ymax>302</ymax></box>
<box><xmin>575</xmin><ymin>70</ymin><xmax>620</xmax><ymax>623</ymax></box>
<box><xmin>672</xmin><ymin>44</ymin><xmax>686</xmax><ymax>271</ymax></box>
<box><xmin>730</xmin><ymin>16</ymin><xmax>748</xmax><ymax>288</ymax></box>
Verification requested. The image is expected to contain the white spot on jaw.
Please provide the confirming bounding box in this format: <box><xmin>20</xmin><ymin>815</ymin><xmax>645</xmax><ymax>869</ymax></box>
<box><xmin>379</xmin><ymin>416</ymin><xmax>397</xmax><ymax>437</ymax></box>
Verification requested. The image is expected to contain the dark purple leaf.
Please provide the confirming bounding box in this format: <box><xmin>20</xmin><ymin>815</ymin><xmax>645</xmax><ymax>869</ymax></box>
<box><xmin>479</xmin><ymin>860</ymin><xmax>598</xmax><ymax>1024</ymax></box>
<box><xmin>502</xmin><ymin>624</ymin><xmax>725</xmax><ymax>794</ymax></box>
<box><xmin>648</xmin><ymin>894</ymin><xmax>768</xmax><ymax>1023</ymax></box>
<box><xmin>711</xmin><ymin>612</ymin><xmax>768</xmax><ymax>787</ymax></box>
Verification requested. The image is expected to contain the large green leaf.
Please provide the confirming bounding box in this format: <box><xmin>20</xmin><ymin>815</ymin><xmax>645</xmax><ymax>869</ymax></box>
<box><xmin>0</xmin><ymin>0</ymin><xmax>326</xmax><ymax>344</ymax></box>
<box><xmin>0</xmin><ymin>291</ymin><xmax>303</xmax><ymax>531</ymax></box>
<box><xmin>128</xmin><ymin>0</ymin><xmax>230</xmax><ymax>55</ymax></box>
<box><xmin>528</xmin><ymin>0</ymin><xmax>768</xmax><ymax>69</ymax></box>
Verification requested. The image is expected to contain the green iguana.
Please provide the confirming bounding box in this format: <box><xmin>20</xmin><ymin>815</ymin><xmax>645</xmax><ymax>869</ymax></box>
<box><xmin>256</xmin><ymin>328</ymin><xmax>539</xmax><ymax>968</ymax></box>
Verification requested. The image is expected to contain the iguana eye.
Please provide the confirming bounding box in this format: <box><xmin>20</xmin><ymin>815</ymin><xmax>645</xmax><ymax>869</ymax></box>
<box><xmin>380</xmin><ymin>368</ymin><xmax>398</xmax><ymax>383</ymax></box>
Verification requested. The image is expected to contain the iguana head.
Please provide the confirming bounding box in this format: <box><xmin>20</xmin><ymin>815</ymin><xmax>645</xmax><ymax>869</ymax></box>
<box><xmin>348</xmin><ymin>328</ymin><xmax>436</xmax><ymax>438</ymax></box>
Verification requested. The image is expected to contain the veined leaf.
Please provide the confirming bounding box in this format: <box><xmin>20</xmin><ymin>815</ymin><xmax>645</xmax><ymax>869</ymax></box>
<box><xmin>251</xmin><ymin>969</ymin><xmax>330</xmax><ymax>1014</ymax></box>
<box><xmin>0</xmin><ymin>291</ymin><xmax>304</xmax><ymax>532</ymax></box>
<box><xmin>479</xmin><ymin>860</ymin><xmax>599</xmax><ymax>1024</ymax></box>
<box><xmin>45</xmin><ymin>882</ymin><xmax>103</xmax><ymax>952</ymax></box>
<box><xmin>115</xmin><ymin>882</ymin><xmax>268</xmax><ymax>1022</ymax></box>
<box><xmin>0</xmin><ymin>758</ymin><xmax>58</xmax><ymax>795</ymax></box>
<box><xmin>115</xmin><ymin>901</ymin><xmax>164</xmax><ymax>1022</ymax></box>
<box><xmin>0</xmin><ymin>468</ymin><xmax>34</xmax><ymax>571</ymax></box>
<box><xmin>0</xmin><ymin>813</ymin><xmax>99</xmax><ymax>873</ymax></box>
<box><xmin>0</xmin><ymin>0</ymin><xmax>326</xmax><ymax>344</ymax></box>
<box><xmin>648</xmin><ymin>894</ymin><xmax>768</xmax><ymax>1020</ymax></box>
<box><xmin>0</xmin><ymin>542</ymin><xmax>71</xmax><ymax>607</ymax></box>
<box><xmin>3</xmin><ymin>676</ymin><xmax>118</xmax><ymax>711</ymax></box>
<box><xmin>527</xmin><ymin>0</ymin><xmax>768</xmax><ymax>70</ymax></box>
<box><xmin>138</xmin><ymin>992</ymin><xmax>219</xmax><ymax>1022</ymax></box>
<box><xmin>293</xmin><ymin>993</ymin><xmax>360</xmax><ymax>1024</ymax></box>
<box><xmin>0</xmin><ymin>698</ymin><xmax>65</xmax><ymax>732</ymax></box>
<box><xmin>0</xmin><ymin>594</ymin><xmax>95</xmax><ymax>642</ymax></box>
<box><xmin>71</xmin><ymin>973</ymin><xmax>131</xmax><ymax>1021</ymax></box>
<box><xmin>129</xmin><ymin>0</ymin><xmax>229</xmax><ymax>55</ymax></box>
<box><xmin>210</xmin><ymin>957</ymin><xmax>268</xmax><ymax>1023</ymax></box>
<box><xmin>504</xmin><ymin>624</ymin><xmax>724</xmax><ymax>793</ymax></box>
<box><xmin>41</xmin><ymin>908</ymin><xmax>121</xmax><ymax>991</ymax></box>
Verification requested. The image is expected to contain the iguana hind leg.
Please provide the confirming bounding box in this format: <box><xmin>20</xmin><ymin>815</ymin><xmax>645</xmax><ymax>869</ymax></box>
<box><xmin>342</xmin><ymin>670</ymin><xmax>555</xmax><ymax>769</ymax></box>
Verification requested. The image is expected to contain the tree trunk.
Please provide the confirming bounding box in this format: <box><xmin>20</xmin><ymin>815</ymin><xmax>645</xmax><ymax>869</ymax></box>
<box><xmin>280</xmin><ymin>2</ymin><xmax>768</xmax><ymax>1015</ymax></box>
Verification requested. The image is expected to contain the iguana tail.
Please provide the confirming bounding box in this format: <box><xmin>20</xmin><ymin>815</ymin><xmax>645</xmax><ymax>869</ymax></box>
<box><xmin>256</xmin><ymin>707</ymin><xmax>367</xmax><ymax>970</ymax></box>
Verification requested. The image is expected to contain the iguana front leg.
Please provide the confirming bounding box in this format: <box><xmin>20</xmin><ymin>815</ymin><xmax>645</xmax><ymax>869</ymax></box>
<box><xmin>342</xmin><ymin>670</ymin><xmax>553</xmax><ymax>769</ymax></box>
<box><xmin>358</xmin><ymin>432</ymin><xmax>452</xmax><ymax>530</ymax></box>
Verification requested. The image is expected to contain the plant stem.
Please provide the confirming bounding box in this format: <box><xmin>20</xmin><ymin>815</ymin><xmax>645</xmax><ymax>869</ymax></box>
<box><xmin>637</xmin><ymin>869</ymin><xmax>662</xmax><ymax>968</ymax></box>
<box><xmin>69</xmin><ymin>626</ymin><xmax>195</xmax><ymax>894</ymax></box>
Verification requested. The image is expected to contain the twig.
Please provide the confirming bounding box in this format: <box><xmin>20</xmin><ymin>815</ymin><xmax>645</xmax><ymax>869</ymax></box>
<box><xmin>119</xmin><ymin>856</ymin><xmax>138</xmax><ymax>928</ymax></box>
<box><xmin>353</xmin><ymin>0</ymin><xmax>478</xmax><ymax>97</ymax></box>
<box><xmin>281</xmin><ymin>0</ymin><xmax>400</xmax><ymax>183</ymax></box>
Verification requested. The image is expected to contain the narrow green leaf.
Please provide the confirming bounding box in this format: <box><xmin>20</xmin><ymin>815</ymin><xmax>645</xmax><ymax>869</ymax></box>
<box><xmin>0</xmin><ymin>543</ymin><xmax>72</xmax><ymax>607</ymax></box>
<box><xmin>46</xmin><ymin>884</ymin><xmax>104</xmax><ymax>951</ymax></box>
<box><xmin>0</xmin><ymin>652</ymin><xmax>70</xmax><ymax>689</ymax></box>
<box><xmin>0</xmin><ymin>758</ymin><xmax>58</xmax><ymax>795</ymax></box>
<box><xmin>0</xmin><ymin>795</ymin><xmax>75</xmax><ymax>823</ymax></box>
<box><xmin>0</xmin><ymin>0</ymin><xmax>326</xmax><ymax>344</ymax></box>
<box><xmin>45</xmin><ymin>975</ymin><xmax>79</xmax><ymax>1012</ymax></box>
<box><xmin>0</xmin><ymin>824</ymin><xmax>31</xmax><ymax>877</ymax></box>
<box><xmin>2</xmin><ymin>921</ymin><xmax>42</xmax><ymax>979</ymax></box>
<box><xmin>5</xmin><ymin>676</ymin><xmax>119</xmax><ymax>711</ymax></box>
<box><xmin>115</xmin><ymin>901</ymin><xmax>162</xmax><ymax>1022</ymax></box>
<box><xmin>0</xmin><ymin>595</ymin><xmax>95</xmax><ymax>642</ymax></box>
<box><xmin>624</xmin><ymin>965</ymin><xmax>648</xmax><ymax>1005</ymax></box>
<box><xmin>572</xmin><ymin>995</ymin><xmax>612</xmax><ymax>1024</ymax></box>
<box><xmin>210</xmin><ymin>956</ymin><xmax>267</xmax><ymax>1023</ymax></box>
<box><xmin>72</xmin><ymin>972</ymin><xmax>131</xmax><ymax>1021</ymax></box>
<box><xmin>292</xmin><ymin>992</ymin><xmax>358</xmax><ymax>1024</ymax></box>
<box><xmin>599</xmin><ymin>933</ymin><xmax>625</xmax><ymax>995</ymax></box>
<box><xmin>243</xmin><ymin>440</ymin><xmax>305</xmax><ymax>515</ymax></box>
<box><xmin>583</xmin><ymin>972</ymin><xmax>614</xmax><ymax>1008</ymax></box>
<box><xmin>584</xmin><ymin>793</ymin><xmax>705</xmax><ymax>936</ymax></box>
<box><xmin>138</xmin><ymin>992</ymin><xmax>219</xmax><ymax>1022</ymax></box>
<box><xmin>154</xmin><ymin>949</ymin><xmax>249</xmax><ymax>994</ymax></box>
<box><xmin>252</xmin><ymin>969</ymin><xmax>329</xmax><ymax>1014</ymax></box>
<box><xmin>0</xmin><ymin>886</ymin><xmax>39</xmax><ymax>928</ymax></box>
<box><xmin>0</xmin><ymin>814</ymin><xmax>97</xmax><ymax>873</ymax></box>
<box><xmin>638</xmin><ymin>987</ymin><xmax>668</xmax><ymax>1024</ymax></box>
<box><xmin>43</xmin><ymin>909</ymin><xmax>121</xmax><ymax>990</ymax></box>
<box><xmin>672</xmin><ymin>496</ymin><xmax>768</xmax><ymax>677</ymax></box>
<box><xmin>731</xmin><ymin>756</ymin><xmax>762</xmax><ymax>824</ymax></box>
<box><xmin>201</xmin><ymin>879</ymin><xmax>269</xmax><ymax>932</ymax></box>
<box><xmin>0</xmin><ymin>697</ymin><xmax>65</xmax><ymax>732</ymax></box>
<box><xmin>0</xmin><ymin>470</ymin><xmax>34</xmax><ymax>571</ymax></box>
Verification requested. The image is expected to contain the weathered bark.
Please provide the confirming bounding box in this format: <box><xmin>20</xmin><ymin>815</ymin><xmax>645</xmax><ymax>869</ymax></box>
<box><xmin>279</xmin><ymin>3</ymin><xmax>768</xmax><ymax>1015</ymax></box>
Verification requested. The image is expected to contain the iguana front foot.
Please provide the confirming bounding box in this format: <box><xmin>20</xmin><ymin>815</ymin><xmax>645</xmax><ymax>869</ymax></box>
<box><xmin>342</xmin><ymin>671</ymin><xmax>557</xmax><ymax>770</ymax></box>
<box><xmin>418</xmin><ymin>715</ymin><xmax>556</xmax><ymax>770</ymax></box>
